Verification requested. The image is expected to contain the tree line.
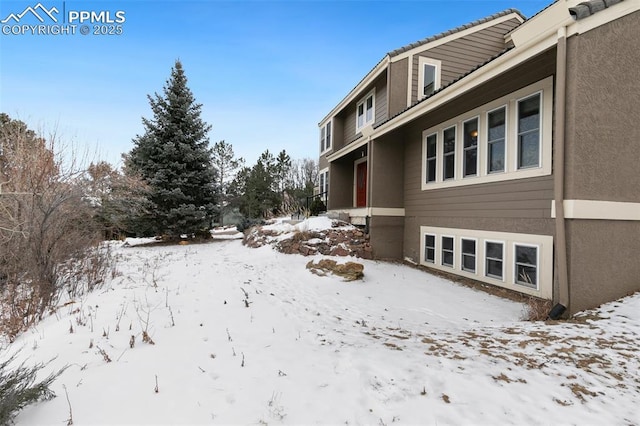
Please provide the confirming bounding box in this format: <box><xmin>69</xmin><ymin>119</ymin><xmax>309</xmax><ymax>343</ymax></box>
<box><xmin>94</xmin><ymin>60</ymin><xmax>319</xmax><ymax>238</ymax></box>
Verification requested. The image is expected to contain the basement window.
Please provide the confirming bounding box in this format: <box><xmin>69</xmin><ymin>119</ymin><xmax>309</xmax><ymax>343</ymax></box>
<box><xmin>441</xmin><ymin>236</ymin><xmax>454</xmax><ymax>267</ymax></box>
<box><xmin>515</xmin><ymin>244</ymin><xmax>538</xmax><ymax>288</ymax></box>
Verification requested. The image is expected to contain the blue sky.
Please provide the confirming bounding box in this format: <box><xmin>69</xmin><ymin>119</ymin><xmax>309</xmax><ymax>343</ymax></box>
<box><xmin>0</xmin><ymin>0</ymin><xmax>551</xmax><ymax>168</ymax></box>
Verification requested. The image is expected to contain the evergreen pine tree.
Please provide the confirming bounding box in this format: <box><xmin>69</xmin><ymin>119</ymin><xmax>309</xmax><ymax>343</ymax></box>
<box><xmin>126</xmin><ymin>60</ymin><xmax>217</xmax><ymax>238</ymax></box>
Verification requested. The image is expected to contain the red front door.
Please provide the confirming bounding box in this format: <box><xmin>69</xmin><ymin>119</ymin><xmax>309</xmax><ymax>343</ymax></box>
<box><xmin>356</xmin><ymin>161</ymin><xmax>367</xmax><ymax>207</ymax></box>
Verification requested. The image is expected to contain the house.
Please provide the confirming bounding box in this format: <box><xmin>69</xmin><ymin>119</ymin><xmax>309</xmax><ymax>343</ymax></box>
<box><xmin>318</xmin><ymin>0</ymin><xmax>640</xmax><ymax>315</ymax></box>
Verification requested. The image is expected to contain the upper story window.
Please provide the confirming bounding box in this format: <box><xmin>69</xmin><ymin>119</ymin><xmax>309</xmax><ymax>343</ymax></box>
<box><xmin>443</xmin><ymin>126</ymin><xmax>456</xmax><ymax>180</ymax></box>
<box><xmin>356</xmin><ymin>90</ymin><xmax>375</xmax><ymax>132</ymax></box>
<box><xmin>425</xmin><ymin>133</ymin><xmax>437</xmax><ymax>183</ymax></box>
<box><xmin>517</xmin><ymin>93</ymin><xmax>541</xmax><ymax>169</ymax></box>
<box><xmin>418</xmin><ymin>57</ymin><xmax>441</xmax><ymax>99</ymax></box>
<box><xmin>320</xmin><ymin>120</ymin><xmax>332</xmax><ymax>153</ymax></box>
<box><xmin>463</xmin><ymin>117</ymin><xmax>478</xmax><ymax>177</ymax></box>
<box><xmin>487</xmin><ymin>106</ymin><xmax>506</xmax><ymax>173</ymax></box>
<box><xmin>421</xmin><ymin>77</ymin><xmax>552</xmax><ymax>191</ymax></box>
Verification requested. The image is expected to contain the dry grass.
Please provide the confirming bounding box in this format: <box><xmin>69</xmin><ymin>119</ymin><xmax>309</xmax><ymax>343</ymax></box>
<box><xmin>306</xmin><ymin>259</ymin><xmax>364</xmax><ymax>281</ymax></box>
<box><xmin>523</xmin><ymin>296</ymin><xmax>553</xmax><ymax>321</ymax></box>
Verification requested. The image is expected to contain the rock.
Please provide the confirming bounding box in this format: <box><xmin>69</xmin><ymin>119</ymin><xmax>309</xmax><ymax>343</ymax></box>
<box><xmin>330</xmin><ymin>246</ymin><xmax>350</xmax><ymax>257</ymax></box>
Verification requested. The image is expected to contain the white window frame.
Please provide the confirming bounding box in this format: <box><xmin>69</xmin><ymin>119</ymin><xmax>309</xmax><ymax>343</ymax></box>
<box><xmin>424</xmin><ymin>233</ymin><xmax>436</xmax><ymax>264</ymax></box>
<box><xmin>442</xmin><ymin>125</ymin><xmax>456</xmax><ymax>181</ymax></box>
<box><xmin>441</xmin><ymin>235</ymin><xmax>455</xmax><ymax>268</ymax></box>
<box><xmin>419</xmin><ymin>226</ymin><xmax>553</xmax><ymax>299</ymax></box>
<box><xmin>356</xmin><ymin>90</ymin><xmax>375</xmax><ymax>133</ymax></box>
<box><xmin>424</xmin><ymin>132</ymin><xmax>438</xmax><ymax>184</ymax></box>
<box><xmin>318</xmin><ymin>167</ymin><xmax>329</xmax><ymax>204</ymax></box>
<box><xmin>484</xmin><ymin>240</ymin><xmax>505</xmax><ymax>282</ymax></box>
<box><xmin>460</xmin><ymin>237</ymin><xmax>477</xmax><ymax>274</ymax></box>
<box><xmin>421</xmin><ymin>77</ymin><xmax>552</xmax><ymax>191</ymax></box>
<box><xmin>320</xmin><ymin>120</ymin><xmax>332</xmax><ymax>154</ymax></box>
<box><xmin>515</xmin><ymin>91</ymin><xmax>542</xmax><ymax>170</ymax></box>
<box><xmin>486</xmin><ymin>105</ymin><xmax>508</xmax><ymax>175</ymax></box>
<box><xmin>418</xmin><ymin>57</ymin><xmax>442</xmax><ymax>100</ymax></box>
<box><xmin>319</xmin><ymin>126</ymin><xmax>326</xmax><ymax>153</ymax></box>
<box><xmin>513</xmin><ymin>243</ymin><xmax>539</xmax><ymax>290</ymax></box>
<box><xmin>462</xmin><ymin>116</ymin><xmax>479</xmax><ymax>178</ymax></box>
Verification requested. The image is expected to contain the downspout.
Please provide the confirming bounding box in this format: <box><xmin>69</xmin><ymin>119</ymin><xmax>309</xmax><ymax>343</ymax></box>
<box><xmin>365</xmin><ymin>137</ymin><xmax>373</xmax><ymax>235</ymax></box>
<box><xmin>551</xmin><ymin>26</ymin><xmax>570</xmax><ymax>318</ymax></box>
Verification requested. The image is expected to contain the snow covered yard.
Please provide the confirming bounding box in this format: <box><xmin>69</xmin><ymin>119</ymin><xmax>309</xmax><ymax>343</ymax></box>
<box><xmin>5</xmin><ymin>229</ymin><xmax>640</xmax><ymax>425</ymax></box>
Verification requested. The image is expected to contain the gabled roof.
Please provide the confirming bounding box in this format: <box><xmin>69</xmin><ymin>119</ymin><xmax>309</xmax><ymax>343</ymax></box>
<box><xmin>387</xmin><ymin>8</ymin><xmax>525</xmax><ymax>57</ymax></box>
<box><xmin>373</xmin><ymin>47</ymin><xmax>513</xmax><ymax>129</ymax></box>
<box><xmin>319</xmin><ymin>8</ymin><xmax>526</xmax><ymax>125</ymax></box>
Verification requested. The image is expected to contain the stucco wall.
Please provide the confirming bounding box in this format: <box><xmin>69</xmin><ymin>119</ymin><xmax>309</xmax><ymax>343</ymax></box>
<box><xmin>564</xmin><ymin>11</ymin><xmax>640</xmax><ymax>202</ymax></box>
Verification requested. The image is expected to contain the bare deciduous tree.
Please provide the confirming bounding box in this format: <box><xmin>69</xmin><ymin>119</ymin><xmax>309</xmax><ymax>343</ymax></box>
<box><xmin>0</xmin><ymin>114</ymin><xmax>110</xmax><ymax>341</ymax></box>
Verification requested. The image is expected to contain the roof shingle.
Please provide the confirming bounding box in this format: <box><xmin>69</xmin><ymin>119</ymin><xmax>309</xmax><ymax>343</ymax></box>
<box><xmin>569</xmin><ymin>0</ymin><xmax>624</xmax><ymax>20</ymax></box>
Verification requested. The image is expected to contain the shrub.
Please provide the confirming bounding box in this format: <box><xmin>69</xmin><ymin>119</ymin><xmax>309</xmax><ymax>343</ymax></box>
<box><xmin>309</xmin><ymin>198</ymin><xmax>326</xmax><ymax>217</ymax></box>
<box><xmin>524</xmin><ymin>296</ymin><xmax>553</xmax><ymax>321</ymax></box>
<box><xmin>0</xmin><ymin>350</ymin><xmax>67</xmax><ymax>425</ymax></box>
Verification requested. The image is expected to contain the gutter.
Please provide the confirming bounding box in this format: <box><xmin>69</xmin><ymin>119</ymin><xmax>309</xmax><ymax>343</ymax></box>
<box><xmin>551</xmin><ymin>26</ymin><xmax>570</xmax><ymax>319</ymax></box>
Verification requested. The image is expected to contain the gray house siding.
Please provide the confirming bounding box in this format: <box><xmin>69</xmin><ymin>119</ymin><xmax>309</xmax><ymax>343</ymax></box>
<box><xmin>410</xmin><ymin>17</ymin><xmax>522</xmax><ymax>104</ymax></box>
<box><xmin>401</xmin><ymin>48</ymin><xmax>557</xmax><ymax>263</ymax></box>
<box><xmin>374</xmin><ymin>77</ymin><xmax>388</xmax><ymax>126</ymax></box>
<box><xmin>388</xmin><ymin>58</ymin><xmax>409</xmax><ymax>117</ymax></box>
<box><xmin>370</xmin><ymin>132</ymin><xmax>404</xmax><ymax>209</ymax></box>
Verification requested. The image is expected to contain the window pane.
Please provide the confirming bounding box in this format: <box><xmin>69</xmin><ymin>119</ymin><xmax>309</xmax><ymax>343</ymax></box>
<box><xmin>366</xmin><ymin>96</ymin><xmax>374</xmax><ymax>122</ymax></box>
<box><xmin>518</xmin><ymin>95</ymin><xmax>540</xmax><ymax>133</ymax></box>
<box><xmin>443</xmin><ymin>155</ymin><xmax>454</xmax><ymax>180</ymax></box>
<box><xmin>464</xmin><ymin>119</ymin><xmax>478</xmax><ymax>149</ymax></box>
<box><xmin>515</xmin><ymin>245</ymin><xmax>537</xmax><ymax>286</ymax></box>
<box><xmin>426</xmin><ymin>134</ymin><xmax>437</xmax><ymax>183</ymax></box>
<box><xmin>486</xmin><ymin>242</ymin><xmax>503</xmax><ymax>260</ymax></box>
<box><xmin>320</xmin><ymin>127</ymin><xmax>325</xmax><ymax>150</ymax></box>
<box><xmin>443</xmin><ymin>128</ymin><xmax>455</xmax><ymax>154</ymax></box>
<box><xmin>442</xmin><ymin>236</ymin><xmax>453</xmax><ymax>267</ymax></box>
<box><xmin>427</xmin><ymin>134</ymin><xmax>437</xmax><ymax>157</ymax></box>
<box><xmin>488</xmin><ymin>140</ymin><xmax>505</xmax><ymax>173</ymax></box>
<box><xmin>425</xmin><ymin>235</ymin><xmax>435</xmax><ymax>247</ymax></box>
<box><xmin>357</xmin><ymin>104</ymin><xmax>364</xmax><ymax>128</ymax></box>
<box><xmin>425</xmin><ymin>234</ymin><xmax>435</xmax><ymax>263</ymax></box>
<box><xmin>488</xmin><ymin>108</ymin><xmax>506</xmax><ymax>173</ymax></box>
<box><xmin>426</xmin><ymin>248</ymin><xmax>435</xmax><ymax>263</ymax></box>
<box><xmin>516</xmin><ymin>265</ymin><xmax>537</xmax><ymax>286</ymax></box>
<box><xmin>462</xmin><ymin>239</ymin><xmax>475</xmax><ymax>254</ymax></box>
<box><xmin>463</xmin><ymin>254</ymin><xmax>476</xmax><ymax>272</ymax></box>
<box><xmin>442</xmin><ymin>237</ymin><xmax>453</xmax><ymax>250</ymax></box>
<box><xmin>326</xmin><ymin>122</ymin><xmax>331</xmax><ymax>146</ymax></box>
<box><xmin>464</xmin><ymin>150</ymin><xmax>477</xmax><ymax>176</ymax></box>
<box><xmin>423</xmin><ymin>64</ymin><xmax>436</xmax><ymax>96</ymax></box>
<box><xmin>427</xmin><ymin>158</ymin><xmax>436</xmax><ymax>182</ymax></box>
<box><xmin>519</xmin><ymin>131</ymin><xmax>540</xmax><ymax>168</ymax></box>
<box><xmin>486</xmin><ymin>259</ymin><xmax>503</xmax><ymax>278</ymax></box>
<box><xmin>463</xmin><ymin>119</ymin><xmax>478</xmax><ymax>177</ymax></box>
<box><xmin>366</xmin><ymin>96</ymin><xmax>373</xmax><ymax>110</ymax></box>
<box><xmin>462</xmin><ymin>239</ymin><xmax>476</xmax><ymax>273</ymax></box>
<box><xmin>518</xmin><ymin>94</ymin><xmax>540</xmax><ymax>169</ymax></box>
<box><xmin>488</xmin><ymin>108</ymin><xmax>506</xmax><ymax>140</ymax></box>
<box><xmin>516</xmin><ymin>245</ymin><xmax>537</xmax><ymax>264</ymax></box>
<box><xmin>443</xmin><ymin>127</ymin><xmax>455</xmax><ymax>180</ymax></box>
